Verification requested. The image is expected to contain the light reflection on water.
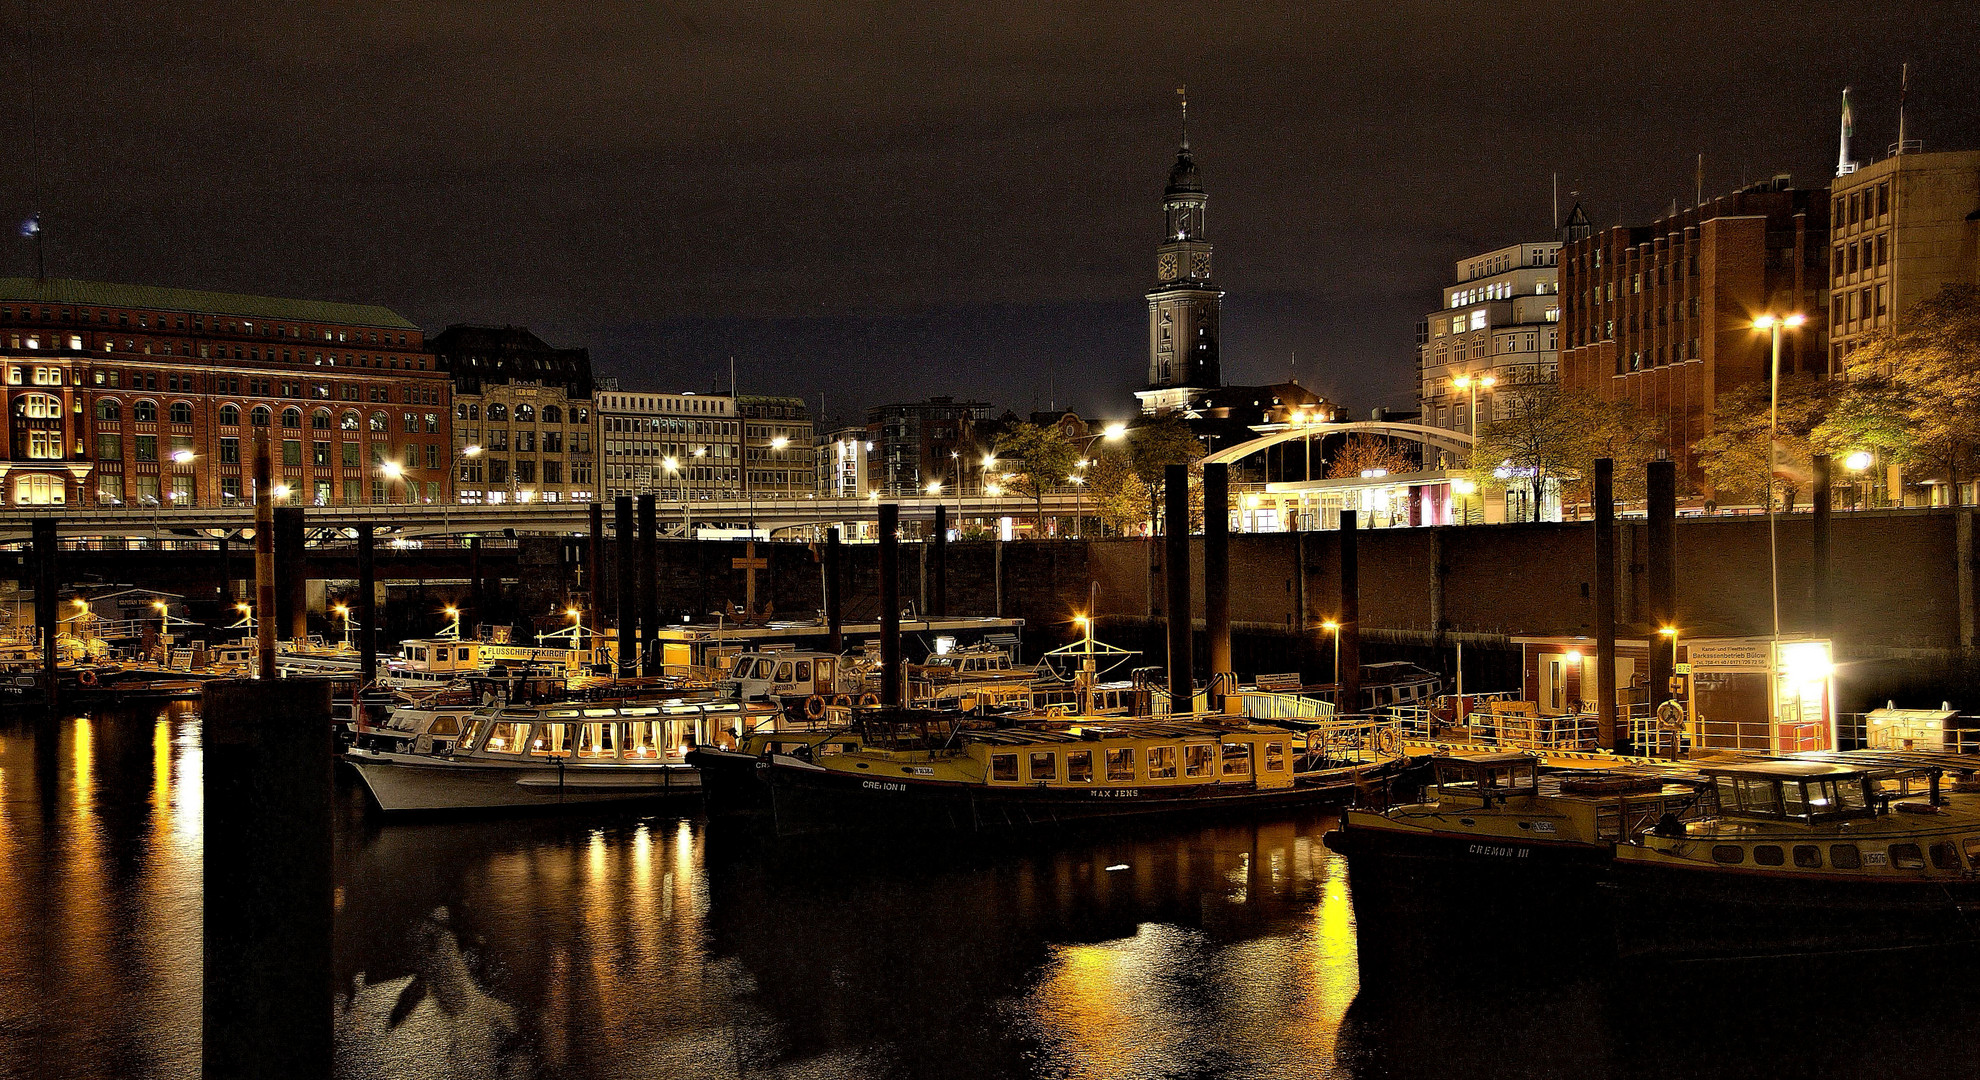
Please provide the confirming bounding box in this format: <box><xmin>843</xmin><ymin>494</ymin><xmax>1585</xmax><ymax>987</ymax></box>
<box><xmin>10</xmin><ymin>711</ymin><xmax>1980</xmax><ymax>1080</ymax></box>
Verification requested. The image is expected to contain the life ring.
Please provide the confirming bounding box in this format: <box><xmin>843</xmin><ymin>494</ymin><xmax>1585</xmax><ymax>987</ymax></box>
<box><xmin>804</xmin><ymin>694</ymin><xmax>827</xmax><ymax>720</ymax></box>
<box><xmin>1375</xmin><ymin>727</ymin><xmax>1403</xmax><ymax>756</ymax></box>
<box><xmin>832</xmin><ymin>694</ymin><xmax>852</xmax><ymax>708</ymax></box>
<box><xmin>1656</xmin><ymin>700</ymin><xmax>1687</xmax><ymax>732</ymax></box>
<box><xmin>77</xmin><ymin>669</ymin><xmax>98</xmax><ymax>687</ymax></box>
<box><xmin>859</xmin><ymin>692</ymin><xmax>879</xmax><ymax>707</ymax></box>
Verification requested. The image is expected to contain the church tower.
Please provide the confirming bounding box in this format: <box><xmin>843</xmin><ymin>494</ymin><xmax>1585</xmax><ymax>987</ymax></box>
<box><xmin>1144</xmin><ymin>94</ymin><xmax>1223</xmax><ymax>403</ymax></box>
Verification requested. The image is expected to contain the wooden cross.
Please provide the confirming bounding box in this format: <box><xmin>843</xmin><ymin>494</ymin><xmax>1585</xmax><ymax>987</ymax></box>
<box><xmin>732</xmin><ymin>541</ymin><xmax>769</xmax><ymax>617</ymax></box>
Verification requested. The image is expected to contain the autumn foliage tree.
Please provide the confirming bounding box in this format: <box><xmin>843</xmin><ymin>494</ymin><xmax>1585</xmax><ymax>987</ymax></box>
<box><xmin>1467</xmin><ymin>384</ymin><xmax>1660</xmax><ymax>519</ymax></box>
<box><xmin>1694</xmin><ymin>375</ymin><xmax>1836</xmax><ymax>509</ymax></box>
<box><xmin>992</xmin><ymin>421</ymin><xmax>1078</xmax><ymax>531</ymax></box>
<box><xmin>1323</xmin><ymin>435</ymin><xmax>1418</xmax><ymax>479</ymax></box>
<box><xmin>1822</xmin><ymin>285</ymin><xmax>1980</xmax><ymax>494</ymax></box>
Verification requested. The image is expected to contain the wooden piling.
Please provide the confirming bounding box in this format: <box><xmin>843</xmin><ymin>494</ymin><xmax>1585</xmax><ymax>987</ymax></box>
<box><xmin>32</xmin><ymin>517</ymin><xmax>57</xmax><ymax>708</ymax></box>
<box><xmin>587</xmin><ymin>502</ymin><xmax>604</xmax><ymax>656</ymax></box>
<box><xmin>880</xmin><ymin>504</ymin><xmax>901</xmax><ymax>706</ymax></box>
<box><xmin>638</xmin><ymin>494</ymin><xmax>659</xmax><ymax>677</ymax></box>
<box><xmin>1594</xmin><ymin>457</ymin><xmax>1618</xmax><ymax>750</ymax></box>
<box><xmin>614</xmin><ymin>496</ymin><xmax>635</xmax><ymax>676</ymax></box>
<box><xmin>254</xmin><ymin>438</ymin><xmax>277</xmax><ymax>678</ymax></box>
<box><xmin>274</xmin><ymin>506</ymin><xmax>307</xmax><ymax>643</ymax></box>
<box><xmin>202</xmin><ymin>677</ymin><xmax>333</xmax><ymax>1080</ymax></box>
<box><xmin>1646</xmin><ymin>459</ymin><xmax>1677</xmax><ymax>744</ymax></box>
<box><xmin>825</xmin><ymin>526</ymin><xmax>843</xmax><ymax>655</ymax></box>
<box><xmin>1203</xmin><ymin>463</ymin><xmax>1232</xmax><ymax>709</ymax></box>
<box><xmin>932</xmin><ymin>504</ymin><xmax>948</xmax><ymax>618</ymax></box>
<box><xmin>1813</xmin><ymin>453</ymin><xmax>1832</xmax><ymax>634</ymax></box>
<box><xmin>356</xmin><ymin>523</ymin><xmax>377</xmax><ymax>687</ymax></box>
<box><xmin>1164</xmin><ymin>464</ymin><xmax>1191</xmax><ymax>712</ymax></box>
<box><xmin>1339</xmin><ymin>511</ymin><xmax>1361</xmax><ymax>714</ymax></box>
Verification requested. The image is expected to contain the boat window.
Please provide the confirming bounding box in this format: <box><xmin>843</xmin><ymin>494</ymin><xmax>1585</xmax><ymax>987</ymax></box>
<box><xmin>458</xmin><ymin>648</ymin><xmax>471</xmax><ymax>661</ymax></box>
<box><xmin>625</xmin><ymin>722</ymin><xmax>663</xmax><ymax>757</ymax></box>
<box><xmin>1029</xmin><ymin>751</ymin><xmax>1057</xmax><ymax>781</ymax></box>
<box><xmin>1184</xmin><ymin>744</ymin><xmax>1214</xmax><ymax>778</ymax></box>
<box><xmin>1735</xmin><ymin>779</ymin><xmax>1781</xmax><ymax>816</ymax></box>
<box><xmin>429</xmin><ymin>716</ymin><xmax>460</xmax><ymax>737</ymax></box>
<box><xmin>1830</xmin><ymin>844</ymin><xmax>1862</xmax><ymax>869</ymax></box>
<box><xmin>789</xmin><ymin>660</ymin><xmax>808</xmax><ymax>682</ymax></box>
<box><xmin>1834</xmin><ymin>780</ymin><xmax>1869</xmax><ymax>813</ymax></box>
<box><xmin>1711</xmin><ymin>845</ymin><xmax>1745</xmax><ymax>864</ymax></box>
<box><xmin>483</xmin><ymin>721</ymin><xmax>528</xmax><ymax>753</ymax></box>
<box><xmin>1781</xmin><ymin>782</ymin><xmax>1809</xmax><ymax>817</ymax></box>
<box><xmin>817</xmin><ymin>659</ymin><xmax>834</xmax><ymax>683</ymax></box>
<box><xmin>1964</xmin><ymin>838</ymin><xmax>1980</xmax><ymax>866</ymax></box>
<box><xmin>1106</xmin><ymin>748</ymin><xmax>1135</xmax><ymax>782</ymax></box>
<box><xmin>1889</xmin><ymin>843</ymin><xmax>1925</xmax><ymax>870</ymax></box>
<box><xmin>576</xmin><ymin>723</ymin><xmax>617</xmax><ymax>758</ymax></box>
<box><xmin>1752</xmin><ymin>845</ymin><xmax>1784</xmax><ymax>866</ymax></box>
<box><xmin>409</xmin><ymin>647</ymin><xmax>425</xmax><ymax>662</ymax></box>
<box><xmin>529</xmin><ymin>723</ymin><xmax>572</xmax><ymax>756</ymax></box>
<box><xmin>1792</xmin><ymin>845</ymin><xmax>1821</xmax><ymax>868</ymax></box>
<box><xmin>991</xmin><ymin>753</ymin><xmax>1019</xmax><ymax>782</ymax></box>
<box><xmin>1066</xmin><ymin>750</ymin><xmax>1093</xmax><ymax>782</ymax></box>
<box><xmin>1148</xmin><ymin>746</ymin><xmax>1178</xmax><ymax>780</ymax></box>
<box><xmin>1930</xmin><ymin>842</ymin><xmax>1961</xmax><ymax>870</ymax></box>
<box><xmin>1263</xmin><ymin>742</ymin><xmax>1285</xmax><ymax>772</ymax></box>
<box><xmin>1221</xmin><ymin>743</ymin><xmax>1252</xmax><ymax>776</ymax></box>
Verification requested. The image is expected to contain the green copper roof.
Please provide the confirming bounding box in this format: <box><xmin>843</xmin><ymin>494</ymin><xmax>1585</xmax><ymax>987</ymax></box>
<box><xmin>0</xmin><ymin>277</ymin><xmax>419</xmax><ymax>330</ymax></box>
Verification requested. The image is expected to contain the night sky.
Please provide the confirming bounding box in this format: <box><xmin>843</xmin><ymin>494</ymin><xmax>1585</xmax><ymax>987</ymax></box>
<box><xmin>5</xmin><ymin>3</ymin><xmax>1977</xmax><ymax>425</ymax></box>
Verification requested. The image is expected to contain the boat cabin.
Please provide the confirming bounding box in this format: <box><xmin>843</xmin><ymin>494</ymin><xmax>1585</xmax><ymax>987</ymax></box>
<box><xmin>1703</xmin><ymin>762</ymin><xmax>1875</xmax><ymax>824</ymax></box>
<box><xmin>1428</xmin><ymin>753</ymin><xmax>1540</xmax><ymax>805</ymax></box>
<box><xmin>725</xmin><ymin>650</ymin><xmax>849</xmax><ymax>702</ymax></box>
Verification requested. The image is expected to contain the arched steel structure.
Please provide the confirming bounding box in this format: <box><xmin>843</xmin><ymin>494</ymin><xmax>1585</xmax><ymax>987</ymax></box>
<box><xmin>1197</xmin><ymin>421</ymin><xmax>1475</xmax><ymax>468</ymax></box>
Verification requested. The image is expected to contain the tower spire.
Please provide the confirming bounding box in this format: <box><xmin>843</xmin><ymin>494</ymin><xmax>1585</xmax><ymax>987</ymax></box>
<box><xmin>1837</xmin><ymin>87</ymin><xmax>1856</xmax><ymax>176</ymax></box>
<box><xmin>1177</xmin><ymin>86</ymin><xmax>1188</xmax><ymax>150</ymax></box>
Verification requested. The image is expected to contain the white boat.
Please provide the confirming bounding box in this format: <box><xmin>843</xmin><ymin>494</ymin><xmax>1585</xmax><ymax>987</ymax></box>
<box><xmin>345</xmin><ymin>696</ymin><xmax>778</xmax><ymax>813</ymax></box>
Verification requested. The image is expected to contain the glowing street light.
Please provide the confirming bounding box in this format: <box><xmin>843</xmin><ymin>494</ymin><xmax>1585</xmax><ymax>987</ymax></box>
<box><xmin>1844</xmin><ymin>451</ymin><xmax>1873</xmax><ymax>472</ymax></box>
<box><xmin>1321</xmin><ymin>619</ymin><xmax>1342</xmax><ymax>688</ymax></box>
<box><xmin>770</xmin><ymin>436</ymin><xmax>789</xmax><ymax>451</ymax></box>
<box><xmin>333</xmin><ymin>603</ymin><xmax>353</xmax><ymax>645</ymax></box>
<box><xmin>1102</xmin><ymin>422</ymin><xmax>1127</xmax><ymax>440</ymax></box>
<box><xmin>1753</xmin><ymin>313</ymin><xmax>1808</xmax><ymax>641</ymax></box>
<box><xmin>462</xmin><ymin>444</ymin><xmax>482</xmax><ymax>457</ymax></box>
<box><xmin>1452</xmin><ymin>373</ymin><xmax>1497</xmax><ymax>436</ymax></box>
<box><xmin>170</xmin><ymin>449</ymin><xmax>195</xmax><ymax>464</ymax></box>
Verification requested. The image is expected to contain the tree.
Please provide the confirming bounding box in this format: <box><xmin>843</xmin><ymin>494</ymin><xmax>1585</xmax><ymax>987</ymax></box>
<box><xmin>992</xmin><ymin>421</ymin><xmax>1078</xmax><ymax>532</ymax></box>
<box><xmin>1082</xmin><ymin>445</ymin><xmax>1145</xmax><ymax>536</ymax></box>
<box><xmin>1694</xmin><ymin>375</ymin><xmax>1836</xmax><ymax>509</ymax></box>
<box><xmin>1324</xmin><ymin>434</ymin><xmax>1418</xmax><ymax>479</ymax></box>
<box><xmin>1467</xmin><ymin>384</ymin><xmax>1658</xmax><ymax>520</ymax></box>
<box><xmin>1124</xmin><ymin>416</ymin><xmax>1204</xmax><ymax>534</ymax></box>
<box><xmin>1831</xmin><ymin>285</ymin><xmax>1980</xmax><ymax>496</ymax></box>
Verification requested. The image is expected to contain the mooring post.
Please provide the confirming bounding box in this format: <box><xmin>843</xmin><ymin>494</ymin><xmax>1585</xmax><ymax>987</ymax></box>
<box><xmin>274</xmin><ymin>506</ymin><xmax>307</xmax><ymax>643</ymax></box>
<box><xmin>825</xmin><ymin>527</ymin><xmax>843</xmax><ymax>655</ymax></box>
<box><xmin>1812</xmin><ymin>453</ymin><xmax>1832</xmax><ymax>636</ymax></box>
<box><xmin>202</xmin><ymin>677</ymin><xmax>333</xmax><ymax>1080</ymax></box>
<box><xmin>587</xmin><ymin>502</ymin><xmax>604</xmax><ymax>658</ymax></box>
<box><xmin>254</xmin><ymin>438</ymin><xmax>277</xmax><ymax>679</ymax></box>
<box><xmin>1645</xmin><ymin>459</ymin><xmax>1677</xmax><ymax>755</ymax></box>
<box><xmin>32</xmin><ymin>517</ymin><xmax>57</xmax><ymax>709</ymax></box>
<box><xmin>1203</xmin><ymin>463</ymin><xmax>1232</xmax><ymax>712</ymax></box>
<box><xmin>638</xmin><ymin>494</ymin><xmax>659</xmax><ymax>677</ymax></box>
<box><xmin>879</xmin><ymin>504</ymin><xmax>901</xmax><ymax>707</ymax></box>
<box><xmin>356</xmin><ymin>523</ymin><xmax>377</xmax><ymax>688</ymax></box>
<box><xmin>217</xmin><ymin>534</ymin><xmax>233</xmax><ymax>609</ymax></box>
<box><xmin>1594</xmin><ymin>458</ymin><xmax>1618</xmax><ymax>750</ymax></box>
<box><xmin>467</xmin><ymin>536</ymin><xmax>483</xmax><ymax>627</ymax></box>
<box><xmin>932</xmin><ymin>503</ymin><xmax>948</xmax><ymax>619</ymax></box>
<box><xmin>614</xmin><ymin>495</ymin><xmax>635</xmax><ymax>677</ymax></box>
<box><xmin>1164</xmin><ymin>464</ymin><xmax>1192</xmax><ymax>714</ymax></box>
<box><xmin>1339</xmin><ymin>510</ymin><xmax>1361</xmax><ymax>715</ymax></box>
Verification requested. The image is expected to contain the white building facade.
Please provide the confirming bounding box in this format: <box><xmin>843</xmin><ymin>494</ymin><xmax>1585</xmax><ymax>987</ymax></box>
<box><xmin>1417</xmin><ymin>241</ymin><xmax>1563</xmax><ymax>437</ymax></box>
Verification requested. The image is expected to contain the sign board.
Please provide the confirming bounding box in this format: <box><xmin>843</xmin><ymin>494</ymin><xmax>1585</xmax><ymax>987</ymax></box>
<box><xmin>1687</xmin><ymin>637</ymin><xmax>1771</xmax><ymax>674</ymax></box>
<box><xmin>1674</xmin><ymin>663</ymin><xmax>1692</xmax><ymax>675</ymax></box>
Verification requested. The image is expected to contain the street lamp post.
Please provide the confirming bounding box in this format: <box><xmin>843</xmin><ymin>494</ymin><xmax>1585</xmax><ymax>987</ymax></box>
<box><xmin>1321</xmin><ymin>619</ymin><xmax>1341</xmax><ymax>689</ymax></box>
<box><xmin>1452</xmin><ymin>373</ymin><xmax>1497</xmax><ymax>437</ymax></box>
<box><xmin>1753</xmin><ymin>313</ymin><xmax>1807</xmax><ymax>642</ymax></box>
<box><xmin>1844</xmin><ymin>449</ymin><xmax>1873</xmax><ymax>510</ymax></box>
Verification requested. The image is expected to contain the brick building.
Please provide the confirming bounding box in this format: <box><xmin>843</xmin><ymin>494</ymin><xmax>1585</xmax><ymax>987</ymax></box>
<box><xmin>0</xmin><ymin>278</ymin><xmax>449</xmax><ymax>509</ymax></box>
<box><xmin>430</xmin><ymin>325</ymin><xmax>597</xmax><ymax>505</ymax></box>
<box><xmin>738</xmin><ymin>394</ymin><xmax>815</xmax><ymax>499</ymax></box>
<box><xmin>1558</xmin><ymin>178</ymin><xmax>1830</xmax><ymax>483</ymax></box>
<box><xmin>1827</xmin><ymin>149</ymin><xmax>1980</xmax><ymax>369</ymax></box>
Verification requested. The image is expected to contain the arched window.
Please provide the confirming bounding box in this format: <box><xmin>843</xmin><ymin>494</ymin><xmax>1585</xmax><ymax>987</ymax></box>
<box><xmin>312</xmin><ymin>409</ymin><xmax>331</xmax><ymax>429</ymax></box>
<box><xmin>573</xmin><ymin>407</ymin><xmax>589</xmax><ymax>424</ymax></box>
<box><xmin>281</xmin><ymin>407</ymin><xmax>302</xmax><ymax>429</ymax></box>
<box><xmin>219</xmin><ymin>403</ymin><xmax>240</xmax><ymax>426</ymax></box>
<box><xmin>515</xmin><ymin>404</ymin><xmax>535</xmax><ymax>423</ymax></box>
<box><xmin>369</xmin><ymin>412</ymin><xmax>387</xmax><ymax>432</ymax></box>
<box><xmin>455</xmin><ymin>402</ymin><xmax>472</xmax><ymax>421</ymax></box>
<box><xmin>251</xmin><ymin>405</ymin><xmax>271</xmax><ymax>427</ymax></box>
<box><xmin>96</xmin><ymin>399</ymin><xmax>121</xmax><ymax>422</ymax></box>
<box><xmin>134</xmin><ymin>399</ymin><xmax>157</xmax><ymax>422</ymax></box>
<box><xmin>170</xmin><ymin>401</ymin><xmax>193</xmax><ymax>424</ymax></box>
<box><xmin>16</xmin><ymin>393</ymin><xmax>61</xmax><ymax>419</ymax></box>
<box><xmin>541</xmin><ymin>405</ymin><xmax>561</xmax><ymax>424</ymax></box>
<box><xmin>12</xmin><ymin>474</ymin><xmax>64</xmax><ymax>506</ymax></box>
<box><xmin>340</xmin><ymin>410</ymin><xmax>359</xmax><ymax>431</ymax></box>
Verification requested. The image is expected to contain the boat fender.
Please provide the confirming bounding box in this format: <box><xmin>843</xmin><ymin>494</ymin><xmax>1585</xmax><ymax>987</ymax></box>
<box><xmin>859</xmin><ymin>693</ymin><xmax>879</xmax><ymax>707</ymax></box>
<box><xmin>804</xmin><ymin>694</ymin><xmax>827</xmax><ymax>720</ymax></box>
<box><xmin>78</xmin><ymin>669</ymin><xmax>98</xmax><ymax>687</ymax></box>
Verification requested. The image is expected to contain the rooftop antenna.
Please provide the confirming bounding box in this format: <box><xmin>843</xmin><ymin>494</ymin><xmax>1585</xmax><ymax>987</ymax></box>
<box><xmin>1836</xmin><ymin>87</ymin><xmax>1857</xmax><ymax>176</ymax></box>
<box><xmin>1290</xmin><ymin>350</ymin><xmax>1297</xmax><ymax>386</ymax></box>
<box><xmin>1551</xmin><ymin>172</ymin><xmax>1559</xmax><ymax>232</ymax></box>
<box><xmin>1895</xmin><ymin>63</ymin><xmax>1911</xmax><ymax>154</ymax></box>
<box><xmin>1696</xmin><ymin>153</ymin><xmax>1705</xmax><ymax>205</ymax></box>
<box><xmin>728</xmin><ymin>356</ymin><xmax>736</xmax><ymax>398</ymax></box>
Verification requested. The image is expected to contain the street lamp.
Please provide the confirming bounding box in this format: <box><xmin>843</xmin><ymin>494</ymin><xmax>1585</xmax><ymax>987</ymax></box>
<box><xmin>442</xmin><ymin>604</ymin><xmax>461</xmax><ymax>640</ymax></box>
<box><xmin>1844</xmin><ymin>449</ymin><xmax>1873</xmax><ymax>510</ymax></box>
<box><xmin>1321</xmin><ymin>619</ymin><xmax>1341</xmax><ymax>690</ymax></box>
<box><xmin>1451</xmin><ymin>477</ymin><xmax>1477</xmax><ymax>525</ymax></box>
<box><xmin>1753</xmin><ymin>312</ymin><xmax>1807</xmax><ymax>641</ymax></box>
<box><xmin>1069</xmin><ymin>473</ymin><xmax>1086</xmax><ymax>538</ymax></box>
<box><xmin>1452</xmin><ymin>373</ymin><xmax>1497</xmax><ymax>436</ymax></box>
<box><xmin>334</xmin><ymin>603</ymin><xmax>353</xmax><ymax>646</ymax></box>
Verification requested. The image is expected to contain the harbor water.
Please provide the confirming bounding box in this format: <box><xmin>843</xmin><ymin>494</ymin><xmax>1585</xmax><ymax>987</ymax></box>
<box><xmin>5</xmin><ymin>706</ymin><xmax>1980</xmax><ymax>1079</ymax></box>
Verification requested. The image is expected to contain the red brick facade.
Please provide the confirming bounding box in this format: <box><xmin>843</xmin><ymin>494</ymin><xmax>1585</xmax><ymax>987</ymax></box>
<box><xmin>0</xmin><ymin>279</ymin><xmax>451</xmax><ymax>509</ymax></box>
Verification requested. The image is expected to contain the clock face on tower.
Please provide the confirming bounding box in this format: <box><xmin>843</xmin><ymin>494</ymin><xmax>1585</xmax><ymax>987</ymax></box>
<box><xmin>1158</xmin><ymin>252</ymin><xmax>1178</xmax><ymax>281</ymax></box>
<box><xmin>1190</xmin><ymin>252</ymin><xmax>1211</xmax><ymax>278</ymax></box>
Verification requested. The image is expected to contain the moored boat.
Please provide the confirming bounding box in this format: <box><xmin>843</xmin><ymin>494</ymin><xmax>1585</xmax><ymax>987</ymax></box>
<box><xmin>1605</xmin><ymin>760</ymin><xmax>1980</xmax><ymax>959</ymax></box>
<box><xmin>758</xmin><ymin>712</ymin><xmax>1407</xmax><ymax>835</ymax></box>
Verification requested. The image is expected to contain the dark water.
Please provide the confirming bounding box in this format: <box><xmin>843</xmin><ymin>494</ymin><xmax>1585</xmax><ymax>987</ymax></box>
<box><xmin>7</xmin><ymin>707</ymin><xmax>1980</xmax><ymax>1080</ymax></box>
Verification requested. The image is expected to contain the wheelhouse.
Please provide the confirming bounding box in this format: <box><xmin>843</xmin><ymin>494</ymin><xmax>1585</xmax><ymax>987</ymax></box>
<box><xmin>1702</xmin><ymin>762</ymin><xmax>1876</xmax><ymax>824</ymax></box>
<box><xmin>1429</xmin><ymin>753</ymin><xmax>1540</xmax><ymax>805</ymax></box>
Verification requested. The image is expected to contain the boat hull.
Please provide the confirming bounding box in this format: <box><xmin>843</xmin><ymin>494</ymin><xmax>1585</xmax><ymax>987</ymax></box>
<box><xmin>762</xmin><ymin>756</ymin><xmax>1394</xmax><ymax>835</ymax></box>
<box><xmin>685</xmin><ymin>746</ymin><xmax>769</xmax><ymax>815</ymax></box>
<box><xmin>1604</xmin><ymin>860</ymin><xmax>1980</xmax><ymax>960</ymax></box>
<box><xmin>345</xmin><ymin>750</ymin><xmax>699</xmax><ymax>814</ymax></box>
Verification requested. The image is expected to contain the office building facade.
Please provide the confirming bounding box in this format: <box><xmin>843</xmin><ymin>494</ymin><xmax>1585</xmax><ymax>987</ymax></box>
<box><xmin>432</xmin><ymin>325</ymin><xmax>596</xmax><ymax>505</ymax></box>
<box><xmin>1418</xmin><ymin>241</ymin><xmax>1562</xmax><ymax>434</ymax></box>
